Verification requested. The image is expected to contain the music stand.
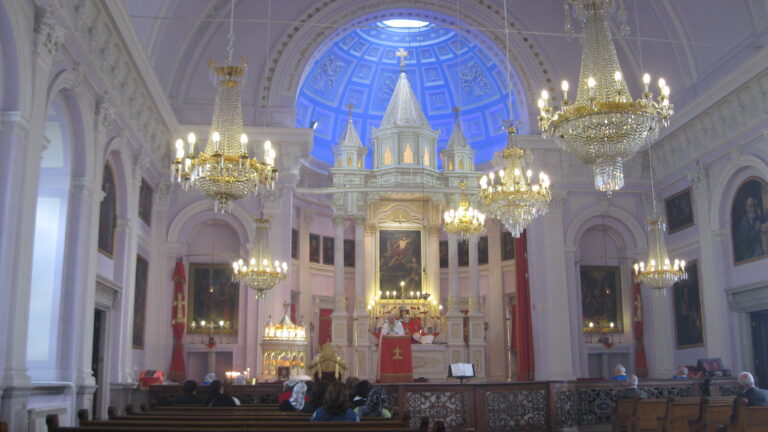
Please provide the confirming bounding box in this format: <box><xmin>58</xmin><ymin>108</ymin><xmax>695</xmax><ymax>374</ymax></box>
<box><xmin>448</xmin><ymin>363</ymin><xmax>475</xmax><ymax>384</ymax></box>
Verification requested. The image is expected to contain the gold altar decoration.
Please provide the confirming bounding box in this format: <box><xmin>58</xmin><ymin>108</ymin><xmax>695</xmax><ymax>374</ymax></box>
<box><xmin>368</xmin><ymin>281</ymin><xmax>443</xmax><ymax>334</ymax></box>
<box><xmin>537</xmin><ymin>0</ymin><xmax>673</xmax><ymax>192</ymax></box>
<box><xmin>308</xmin><ymin>342</ymin><xmax>347</xmax><ymax>380</ymax></box>
<box><xmin>260</xmin><ymin>302</ymin><xmax>307</xmax><ymax>380</ymax></box>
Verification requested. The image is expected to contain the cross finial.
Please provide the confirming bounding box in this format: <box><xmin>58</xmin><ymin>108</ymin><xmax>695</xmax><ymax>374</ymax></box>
<box><xmin>502</xmin><ymin>119</ymin><xmax>517</xmax><ymax>134</ymax></box>
<box><xmin>452</xmin><ymin>106</ymin><xmax>461</xmax><ymax>122</ymax></box>
<box><xmin>395</xmin><ymin>48</ymin><xmax>408</xmax><ymax>71</ymax></box>
<box><xmin>346</xmin><ymin>103</ymin><xmax>354</xmax><ymax>119</ymax></box>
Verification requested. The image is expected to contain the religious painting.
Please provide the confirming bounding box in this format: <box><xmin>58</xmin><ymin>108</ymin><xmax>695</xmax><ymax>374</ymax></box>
<box><xmin>673</xmin><ymin>260</ymin><xmax>704</xmax><ymax>348</ymax></box>
<box><xmin>187</xmin><ymin>263</ymin><xmax>238</xmax><ymax>334</ymax></box>
<box><xmin>344</xmin><ymin>239</ymin><xmax>355</xmax><ymax>267</ymax></box>
<box><xmin>664</xmin><ymin>188</ymin><xmax>694</xmax><ymax>234</ymax></box>
<box><xmin>458</xmin><ymin>239</ymin><xmax>469</xmax><ymax>267</ymax></box>
<box><xmin>322</xmin><ymin>236</ymin><xmax>334</xmax><ymax>265</ymax></box>
<box><xmin>379</xmin><ymin>229</ymin><xmax>422</xmax><ymax>294</ymax></box>
<box><xmin>309</xmin><ymin>233</ymin><xmax>320</xmax><ymax>263</ymax></box>
<box><xmin>132</xmin><ymin>255</ymin><xmax>149</xmax><ymax>349</ymax></box>
<box><xmin>478</xmin><ymin>236</ymin><xmax>489</xmax><ymax>265</ymax></box>
<box><xmin>501</xmin><ymin>231</ymin><xmax>515</xmax><ymax>261</ymax></box>
<box><xmin>138</xmin><ymin>178</ymin><xmax>153</xmax><ymax>227</ymax></box>
<box><xmin>579</xmin><ymin>266</ymin><xmax>622</xmax><ymax>331</ymax></box>
<box><xmin>439</xmin><ymin>240</ymin><xmax>448</xmax><ymax>268</ymax></box>
<box><xmin>731</xmin><ymin>177</ymin><xmax>768</xmax><ymax>265</ymax></box>
<box><xmin>291</xmin><ymin>229</ymin><xmax>298</xmax><ymax>260</ymax></box>
<box><xmin>97</xmin><ymin>162</ymin><xmax>117</xmax><ymax>257</ymax></box>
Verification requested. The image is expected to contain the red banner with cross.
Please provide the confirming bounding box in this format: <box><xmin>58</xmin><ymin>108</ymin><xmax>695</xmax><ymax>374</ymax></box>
<box><xmin>379</xmin><ymin>335</ymin><xmax>413</xmax><ymax>383</ymax></box>
<box><xmin>168</xmin><ymin>259</ymin><xmax>187</xmax><ymax>382</ymax></box>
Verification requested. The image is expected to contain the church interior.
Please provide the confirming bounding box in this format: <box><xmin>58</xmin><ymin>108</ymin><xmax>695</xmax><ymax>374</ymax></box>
<box><xmin>1</xmin><ymin>0</ymin><xmax>768</xmax><ymax>430</ymax></box>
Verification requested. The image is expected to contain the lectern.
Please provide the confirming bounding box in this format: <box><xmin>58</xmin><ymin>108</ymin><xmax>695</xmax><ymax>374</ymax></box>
<box><xmin>379</xmin><ymin>335</ymin><xmax>413</xmax><ymax>383</ymax></box>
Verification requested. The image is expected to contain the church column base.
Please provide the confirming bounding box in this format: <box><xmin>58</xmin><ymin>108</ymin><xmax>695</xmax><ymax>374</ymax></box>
<box><xmin>445</xmin><ymin>313</ymin><xmax>466</xmax><ymax>366</ymax></box>
<box><xmin>467</xmin><ymin>315</ymin><xmax>486</xmax><ymax>379</ymax></box>
<box><xmin>0</xmin><ymin>384</ymin><xmax>31</xmax><ymax>432</ymax></box>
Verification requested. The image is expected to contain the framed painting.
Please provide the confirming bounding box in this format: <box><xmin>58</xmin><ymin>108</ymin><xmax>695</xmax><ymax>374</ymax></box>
<box><xmin>343</xmin><ymin>239</ymin><xmax>354</xmax><ymax>267</ymax></box>
<box><xmin>731</xmin><ymin>177</ymin><xmax>768</xmax><ymax>265</ymax></box>
<box><xmin>291</xmin><ymin>229</ymin><xmax>298</xmax><ymax>260</ymax></box>
<box><xmin>187</xmin><ymin>263</ymin><xmax>238</xmax><ymax>334</ymax></box>
<box><xmin>664</xmin><ymin>188</ymin><xmax>694</xmax><ymax>234</ymax></box>
<box><xmin>501</xmin><ymin>231</ymin><xmax>515</xmax><ymax>261</ymax></box>
<box><xmin>579</xmin><ymin>265</ymin><xmax>622</xmax><ymax>331</ymax></box>
<box><xmin>458</xmin><ymin>239</ymin><xmax>469</xmax><ymax>267</ymax></box>
<box><xmin>322</xmin><ymin>236</ymin><xmax>334</xmax><ymax>265</ymax></box>
<box><xmin>309</xmin><ymin>233</ymin><xmax>320</xmax><ymax>263</ymax></box>
<box><xmin>439</xmin><ymin>240</ymin><xmax>448</xmax><ymax>268</ymax></box>
<box><xmin>132</xmin><ymin>255</ymin><xmax>149</xmax><ymax>349</ymax></box>
<box><xmin>478</xmin><ymin>236</ymin><xmax>489</xmax><ymax>265</ymax></box>
<box><xmin>379</xmin><ymin>229</ymin><xmax>422</xmax><ymax>295</ymax></box>
<box><xmin>97</xmin><ymin>162</ymin><xmax>117</xmax><ymax>257</ymax></box>
<box><xmin>138</xmin><ymin>178</ymin><xmax>153</xmax><ymax>227</ymax></box>
<box><xmin>673</xmin><ymin>260</ymin><xmax>704</xmax><ymax>348</ymax></box>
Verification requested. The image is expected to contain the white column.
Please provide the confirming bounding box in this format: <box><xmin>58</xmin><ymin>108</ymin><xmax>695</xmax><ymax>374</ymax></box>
<box><xmin>646</xmin><ymin>289</ymin><xmax>675</xmax><ymax>378</ymax></box>
<box><xmin>352</xmin><ymin>216</ymin><xmax>370</xmax><ymax>378</ymax></box>
<box><xmin>145</xmin><ymin>183</ymin><xmax>171</xmax><ymax>371</ymax></box>
<box><xmin>468</xmin><ymin>235</ymin><xmax>480</xmax><ymax>313</ymax></box>
<box><xmin>354</xmin><ymin>217</ymin><xmax>366</xmax><ymax>310</ymax></box>
<box><xmin>445</xmin><ymin>232</ymin><xmax>464</xmax><ymax>365</ymax></box>
<box><xmin>331</xmin><ymin>215</ymin><xmax>348</xmax><ymax>345</ymax></box>
<box><xmin>466</xmin><ymin>234</ymin><xmax>485</xmax><ymax>377</ymax></box>
<box><xmin>426</xmin><ymin>226</ymin><xmax>440</xmax><ymax>303</ymax></box>
<box><xmin>689</xmin><ymin>166</ymin><xmax>732</xmax><ymax>365</ymax></box>
<box><xmin>298</xmin><ymin>210</ymin><xmax>313</xmax><ymax>357</ymax></box>
<box><xmin>527</xmin><ymin>193</ymin><xmax>575</xmax><ymax>380</ymax></box>
<box><xmin>112</xmin><ymin>214</ymin><xmax>137</xmax><ymax>384</ymax></box>
<box><xmin>447</xmin><ymin>233</ymin><xmax>459</xmax><ymax>312</ymax></box>
<box><xmin>485</xmin><ymin>221</ymin><xmax>507</xmax><ymax>380</ymax></box>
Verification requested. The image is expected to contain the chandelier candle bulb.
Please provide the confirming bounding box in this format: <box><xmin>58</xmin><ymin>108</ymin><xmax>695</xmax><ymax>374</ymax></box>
<box><xmin>188</xmin><ymin>132</ymin><xmax>196</xmax><ymax>154</ymax></box>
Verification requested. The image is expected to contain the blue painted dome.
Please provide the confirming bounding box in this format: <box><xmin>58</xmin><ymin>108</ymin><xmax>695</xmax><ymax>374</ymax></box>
<box><xmin>296</xmin><ymin>19</ymin><xmax>524</xmax><ymax>166</ymax></box>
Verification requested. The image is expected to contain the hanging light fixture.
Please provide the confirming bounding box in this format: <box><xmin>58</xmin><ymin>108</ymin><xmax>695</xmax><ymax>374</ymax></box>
<box><xmin>232</xmin><ymin>218</ymin><xmax>288</xmax><ymax>298</ymax></box>
<box><xmin>444</xmin><ymin>183</ymin><xmax>486</xmax><ymax>239</ymax></box>
<box><xmin>537</xmin><ymin>0</ymin><xmax>673</xmax><ymax>192</ymax></box>
<box><xmin>170</xmin><ymin>0</ymin><xmax>277</xmax><ymax>212</ymax></box>
<box><xmin>479</xmin><ymin>0</ymin><xmax>552</xmax><ymax>238</ymax></box>
<box><xmin>633</xmin><ymin>132</ymin><xmax>686</xmax><ymax>290</ymax></box>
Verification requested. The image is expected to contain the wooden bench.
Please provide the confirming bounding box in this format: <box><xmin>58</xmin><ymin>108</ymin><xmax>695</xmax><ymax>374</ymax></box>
<box><xmin>613</xmin><ymin>397</ymin><xmax>639</xmax><ymax>432</ymax></box>
<box><xmin>689</xmin><ymin>397</ymin><xmax>736</xmax><ymax>432</ymax></box>
<box><xmin>658</xmin><ymin>397</ymin><xmax>700</xmax><ymax>432</ymax></box>
<box><xmin>723</xmin><ymin>398</ymin><xmax>768</xmax><ymax>431</ymax></box>
<box><xmin>627</xmin><ymin>399</ymin><xmax>667</xmax><ymax>432</ymax></box>
<box><xmin>0</xmin><ymin>421</ymin><xmax>6</xmax><ymax>432</ymax></box>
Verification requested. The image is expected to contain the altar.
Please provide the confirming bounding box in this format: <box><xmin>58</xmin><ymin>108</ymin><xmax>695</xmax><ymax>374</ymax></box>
<box><xmin>370</xmin><ymin>343</ymin><xmax>458</xmax><ymax>382</ymax></box>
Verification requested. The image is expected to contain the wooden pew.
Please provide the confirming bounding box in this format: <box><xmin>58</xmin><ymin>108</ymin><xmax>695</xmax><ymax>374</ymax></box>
<box><xmin>627</xmin><ymin>399</ymin><xmax>667</xmax><ymax>432</ymax></box>
<box><xmin>689</xmin><ymin>396</ymin><xmax>735</xmax><ymax>432</ymax></box>
<box><xmin>724</xmin><ymin>398</ymin><xmax>768</xmax><ymax>431</ymax></box>
<box><xmin>0</xmin><ymin>421</ymin><xmax>6</xmax><ymax>432</ymax></box>
<box><xmin>612</xmin><ymin>397</ymin><xmax>639</xmax><ymax>432</ymax></box>
<box><xmin>658</xmin><ymin>397</ymin><xmax>700</xmax><ymax>432</ymax></box>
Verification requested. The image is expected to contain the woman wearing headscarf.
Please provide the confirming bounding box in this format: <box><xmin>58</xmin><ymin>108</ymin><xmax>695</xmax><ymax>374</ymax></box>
<box><xmin>358</xmin><ymin>386</ymin><xmax>391</xmax><ymax>418</ymax></box>
<box><xmin>287</xmin><ymin>381</ymin><xmax>308</xmax><ymax>411</ymax></box>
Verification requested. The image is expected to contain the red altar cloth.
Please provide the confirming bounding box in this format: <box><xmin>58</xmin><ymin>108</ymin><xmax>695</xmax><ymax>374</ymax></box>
<box><xmin>379</xmin><ymin>335</ymin><xmax>413</xmax><ymax>383</ymax></box>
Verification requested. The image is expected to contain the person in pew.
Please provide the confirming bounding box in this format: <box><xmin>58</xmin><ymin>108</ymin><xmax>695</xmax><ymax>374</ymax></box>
<box><xmin>278</xmin><ymin>380</ymin><xmax>298</xmax><ymax>406</ymax></box>
<box><xmin>612</xmin><ymin>364</ymin><xmax>628</xmax><ymax>381</ymax></box>
<box><xmin>673</xmin><ymin>366</ymin><xmax>689</xmax><ymax>379</ymax></box>
<box><xmin>617</xmin><ymin>374</ymin><xmax>647</xmax><ymax>400</ymax></box>
<box><xmin>730</xmin><ymin>371</ymin><xmax>768</xmax><ymax>422</ymax></box>
<box><xmin>279</xmin><ymin>380</ymin><xmax>308</xmax><ymax>411</ymax></box>
<box><xmin>311</xmin><ymin>381</ymin><xmax>360</xmax><ymax>422</ymax></box>
<box><xmin>302</xmin><ymin>380</ymin><xmax>327</xmax><ymax>414</ymax></box>
<box><xmin>352</xmin><ymin>380</ymin><xmax>373</xmax><ymax>409</ymax></box>
<box><xmin>205</xmin><ymin>380</ymin><xmax>238</xmax><ymax>407</ymax></box>
<box><xmin>358</xmin><ymin>386</ymin><xmax>392</xmax><ymax>418</ymax></box>
<box><xmin>346</xmin><ymin>376</ymin><xmax>360</xmax><ymax>403</ymax></box>
<box><xmin>223</xmin><ymin>383</ymin><xmax>241</xmax><ymax>406</ymax></box>
<box><xmin>172</xmin><ymin>380</ymin><xmax>205</xmax><ymax>406</ymax></box>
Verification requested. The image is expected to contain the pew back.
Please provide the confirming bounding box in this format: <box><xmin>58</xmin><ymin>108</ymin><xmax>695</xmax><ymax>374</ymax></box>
<box><xmin>612</xmin><ymin>398</ymin><xmax>638</xmax><ymax>432</ymax></box>
<box><xmin>628</xmin><ymin>399</ymin><xmax>667</xmax><ymax>432</ymax></box>
<box><xmin>661</xmin><ymin>397</ymin><xmax>700</xmax><ymax>432</ymax></box>
<box><xmin>727</xmin><ymin>398</ymin><xmax>768</xmax><ymax>432</ymax></box>
<box><xmin>689</xmin><ymin>396</ymin><xmax>735</xmax><ymax>432</ymax></box>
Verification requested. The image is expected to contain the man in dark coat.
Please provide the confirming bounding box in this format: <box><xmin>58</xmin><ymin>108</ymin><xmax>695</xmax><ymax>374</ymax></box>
<box><xmin>172</xmin><ymin>380</ymin><xmax>204</xmax><ymax>406</ymax></box>
<box><xmin>731</xmin><ymin>372</ymin><xmax>768</xmax><ymax>423</ymax></box>
<box><xmin>617</xmin><ymin>374</ymin><xmax>647</xmax><ymax>400</ymax></box>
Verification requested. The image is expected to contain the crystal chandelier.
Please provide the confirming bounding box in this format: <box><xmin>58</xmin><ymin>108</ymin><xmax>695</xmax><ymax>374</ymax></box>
<box><xmin>444</xmin><ymin>184</ymin><xmax>486</xmax><ymax>239</ymax></box>
<box><xmin>537</xmin><ymin>0</ymin><xmax>673</xmax><ymax>192</ymax></box>
<box><xmin>232</xmin><ymin>218</ymin><xmax>288</xmax><ymax>298</ymax></box>
<box><xmin>170</xmin><ymin>0</ymin><xmax>277</xmax><ymax>212</ymax></box>
<box><xmin>479</xmin><ymin>125</ymin><xmax>551</xmax><ymax>237</ymax></box>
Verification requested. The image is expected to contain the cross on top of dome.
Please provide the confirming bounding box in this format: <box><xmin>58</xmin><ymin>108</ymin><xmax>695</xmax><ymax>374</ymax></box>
<box><xmin>395</xmin><ymin>47</ymin><xmax>408</xmax><ymax>71</ymax></box>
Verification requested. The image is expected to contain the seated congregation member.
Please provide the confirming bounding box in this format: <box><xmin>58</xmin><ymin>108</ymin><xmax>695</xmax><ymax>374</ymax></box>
<box><xmin>302</xmin><ymin>380</ymin><xmax>327</xmax><ymax>414</ymax></box>
<box><xmin>278</xmin><ymin>380</ymin><xmax>298</xmax><ymax>406</ymax></box>
<box><xmin>173</xmin><ymin>380</ymin><xmax>205</xmax><ymax>406</ymax></box>
<box><xmin>345</xmin><ymin>376</ymin><xmax>360</xmax><ymax>403</ymax></box>
<box><xmin>352</xmin><ymin>380</ymin><xmax>373</xmax><ymax>409</ymax></box>
<box><xmin>731</xmin><ymin>371</ymin><xmax>768</xmax><ymax>422</ymax></box>
<box><xmin>223</xmin><ymin>383</ymin><xmax>241</xmax><ymax>406</ymax></box>
<box><xmin>205</xmin><ymin>380</ymin><xmax>238</xmax><ymax>407</ymax></box>
<box><xmin>279</xmin><ymin>380</ymin><xmax>308</xmax><ymax>411</ymax></box>
<box><xmin>311</xmin><ymin>381</ymin><xmax>360</xmax><ymax>422</ymax></box>
<box><xmin>612</xmin><ymin>364</ymin><xmax>628</xmax><ymax>381</ymax></box>
<box><xmin>358</xmin><ymin>386</ymin><xmax>392</xmax><ymax>418</ymax></box>
<box><xmin>673</xmin><ymin>366</ymin><xmax>689</xmax><ymax>379</ymax></box>
<box><xmin>617</xmin><ymin>374</ymin><xmax>647</xmax><ymax>400</ymax></box>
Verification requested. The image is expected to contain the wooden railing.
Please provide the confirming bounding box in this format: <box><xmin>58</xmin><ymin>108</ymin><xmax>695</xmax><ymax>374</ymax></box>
<box><xmin>149</xmin><ymin>377</ymin><xmax>737</xmax><ymax>431</ymax></box>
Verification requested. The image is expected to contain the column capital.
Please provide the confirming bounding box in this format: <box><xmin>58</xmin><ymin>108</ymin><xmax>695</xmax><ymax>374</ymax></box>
<box><xmin>116</xmin><ymin>217</ymin><xmax>133</xmax><ymax>232</ymax></box>
<box><xmin>154</xmin><ymin>180</ymin><xmax>172</xmax><ymax>208</ymax></box>
<box><xmin>365</xmin><ymin>223</ymin><xmax>377</xmax><ymax>235</ymax></box>
<box><xmin>353</xmin><ymin>216</ymin><xmax>367</xmax><ymax>227</ymax></box>
<box><xmin>332</xmin><ymin>215</ymin><xmax>346</xmax><ymax>227</ymax></box>
<box><xmin>0</xmin><ymin>111</ymin><xmax>30</xmax><ymax>137</ymax></box>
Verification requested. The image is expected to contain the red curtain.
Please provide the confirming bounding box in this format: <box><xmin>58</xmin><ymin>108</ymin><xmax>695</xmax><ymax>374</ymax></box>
<box><xmin>168</xmin><ymin>259</ymin><xmax>187</xmax><ymax>382</ymax></box>
<box><xmin>632</xmin><ymin>278</ymin><xmax>649</xmax><ymax>377</ymax></box>
<box><xmin>514</xmin><ymin>230</ymin><xmax>535</xmax><ymax>381</ymax></box>
<box><xmin>318</xmin><ymin>308</ymin><xmax>333</xmax><ymax>346</ymax></box>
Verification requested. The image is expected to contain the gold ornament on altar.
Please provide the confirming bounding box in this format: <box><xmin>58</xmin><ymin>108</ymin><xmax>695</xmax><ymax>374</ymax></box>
<box><xmin>260</xmin><ymin>302</ymin><xmax>308</xmax><ymax>380</ymax></box>
<box><xmin>537</xmin><ymin>0</ymin><xmax>673</xmax><ymax>192</ymax></box>
<box><xmin>169</xmin><ymin>0</ymin><xmax>277</xmax><ymax>212</ymax></box>
<box><xmin>308</xmin><ymin>342</ymin><xmax>347</xmax><ymax>380</ymax></box>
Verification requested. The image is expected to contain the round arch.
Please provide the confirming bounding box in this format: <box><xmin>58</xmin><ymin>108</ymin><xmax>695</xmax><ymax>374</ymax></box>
<box><xmin>0</xmin><ymin>0</ymin><xmax>30</xmax><ymax>112</ymax></box>
<box><xmin>565</xmin><ymin>205</ymin><xmax>648</xmax><ymax>255</ymax></box>
<box><xmin>167</xmin><ymin>199</ymin><xmax>254</xmax><ymax>247</ymax></box>
<box><xmin>710</xmin><ymin>154</ymin><xmax>768</xmax><ymax>230</ymax></box>
<box><xmin>45</xmin><ymin>69</ymin><xmax>91</xmax><ymax>180</ymax></box>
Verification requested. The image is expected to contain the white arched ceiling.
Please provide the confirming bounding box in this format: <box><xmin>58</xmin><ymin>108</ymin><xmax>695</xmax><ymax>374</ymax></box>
<box><xmin>120</xmin><ymin>0</ymin><xmax>766</xmax><ymax>131</ymax></box>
